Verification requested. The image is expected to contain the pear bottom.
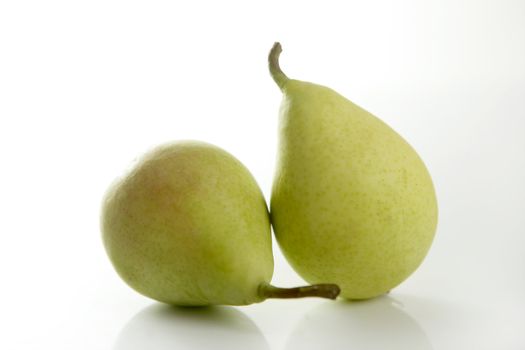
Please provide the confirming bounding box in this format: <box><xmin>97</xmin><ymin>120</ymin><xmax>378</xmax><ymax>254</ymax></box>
<box><xmin>271</xmin><ymin>190</ymin><xmax>437</xmax><ymax>300</ymax></box>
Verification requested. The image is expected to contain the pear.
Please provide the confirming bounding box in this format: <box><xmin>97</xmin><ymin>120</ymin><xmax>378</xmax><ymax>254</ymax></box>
<box><xmin>269</xmin><ymin>43</ymin><xmax>438</xmax><ymax>300</ymax></box>
<box><xmin>101</xmin><ymin>140</ymin><xmax>340</xmax><ymax>306</ymax></box>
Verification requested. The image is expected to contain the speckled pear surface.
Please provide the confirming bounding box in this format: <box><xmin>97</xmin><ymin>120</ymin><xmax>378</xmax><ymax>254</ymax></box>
<box><xmin>269</xmin><ymin>43</ymin><xmax>438</xmax><ymax>299</ymax></box>
<box><xmin>101</xmin><ymin>141</ymin><xmax>273</xmax><ymax>306</ymax></box>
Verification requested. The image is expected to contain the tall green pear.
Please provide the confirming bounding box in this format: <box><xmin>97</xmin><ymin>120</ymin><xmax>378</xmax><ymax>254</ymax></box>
<box><xmin>269</xmin><ymin>43</ymin><xmax>438</xmax><ymax>300</ymax></box>
<box><xmin>101</xmin><ymin>140</ymin><xmax>339</xmax><ymax>306</ymax></box>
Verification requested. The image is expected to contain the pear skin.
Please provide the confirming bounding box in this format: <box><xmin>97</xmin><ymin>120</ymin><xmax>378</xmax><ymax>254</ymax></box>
<box><xmin>101</xmin><ymin>141</ymin><xmax>339</xmax><ymax>306</ymax></box>
<box><xmin>269</xmin><ymin>43</ymin><xmax>438</xmax><ymax>300</ymax></box>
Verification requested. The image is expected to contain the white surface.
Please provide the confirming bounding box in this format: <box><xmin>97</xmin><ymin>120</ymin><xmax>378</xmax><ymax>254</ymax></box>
<box><xmin>1</xmin><ymin>0</ymin><xmax>524</xmax><ymax>349</ymax></box>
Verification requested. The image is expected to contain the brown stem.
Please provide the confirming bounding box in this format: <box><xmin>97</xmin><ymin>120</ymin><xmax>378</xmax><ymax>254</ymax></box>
<box><xmin>268</xmin><ymin>42</ymin><xmax>289</xmax><ymax>89</ymax></box>
<box><xmin>259</xmin><ymin>282</ymin><xmax>340</xmax><ymax>300</ymax></box>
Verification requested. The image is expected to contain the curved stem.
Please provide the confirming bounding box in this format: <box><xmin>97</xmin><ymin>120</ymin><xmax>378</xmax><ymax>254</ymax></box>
<box><xmin>268</xmin><ymin>42</ymin><xmax>289</xmax><ymax>89</ymax></box>
<box><xmin>259</xmin><ymin>282</ymin><xmax>340</xmax><ymax>300</ymax></box>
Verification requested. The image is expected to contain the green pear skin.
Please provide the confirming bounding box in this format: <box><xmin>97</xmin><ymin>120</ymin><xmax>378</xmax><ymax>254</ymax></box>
<box><xmin>101</xmin><ymin>141</ymin><xmax>340</xmax><ymax>306</ymax></box>
<box><xmin>269</xmin><ymin>43</ymin><xmax>438</xmax><ymax>300</ymax></box>
<box><xmin>101</xmin><ymin>141</ymin><xmax>271</xmax><ymax>306</ymax></box>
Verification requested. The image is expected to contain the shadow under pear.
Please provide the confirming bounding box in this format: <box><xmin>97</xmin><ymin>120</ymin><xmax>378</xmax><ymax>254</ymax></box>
<box><xmin>114</xmin><ymin>303</ymin><xmax>270</xmax><ymax>350</ymax></box>
<box><xmin>286</xmin><ymin>295</ymin><xmax>433</xmax><ymax>350</ymax></box>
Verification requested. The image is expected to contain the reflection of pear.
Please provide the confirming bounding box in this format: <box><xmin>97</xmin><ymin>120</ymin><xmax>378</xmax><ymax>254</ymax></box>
<box><xmin>269</xmin><ymin>43</ymin><xmax>438</xmax><ymax>299</ymax></box>
<box><xmin>114</xmin><ymin>303</ymin><xmax>269</xmax><ymax>350</ymax></box>
<box><xmin>101</xmin><ymin>141</ymin><xmax>339</xmax><ymax>306</ymax></box>
<box><xmin>287</xmin><ymin>296</ymin><xmax>433</xmax><ymax>350</ymax></box>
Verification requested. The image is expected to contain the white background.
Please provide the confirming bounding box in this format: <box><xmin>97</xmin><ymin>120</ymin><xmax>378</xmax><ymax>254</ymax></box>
<box><xmin>1</xmin><ymin>0</ymin><xmax>524</xmax><ymax>349</ymax></box>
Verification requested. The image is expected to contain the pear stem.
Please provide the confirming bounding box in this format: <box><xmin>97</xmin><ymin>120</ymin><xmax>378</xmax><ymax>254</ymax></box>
<box><xmin>268</xmin><ymin>42</ymin><xmax>289</xmax><ymax>89</ymax></box>
<box><xmin>259</xmin><ymin>282</ymin><xmax>340</xmax><ymax>300</ymax></box>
